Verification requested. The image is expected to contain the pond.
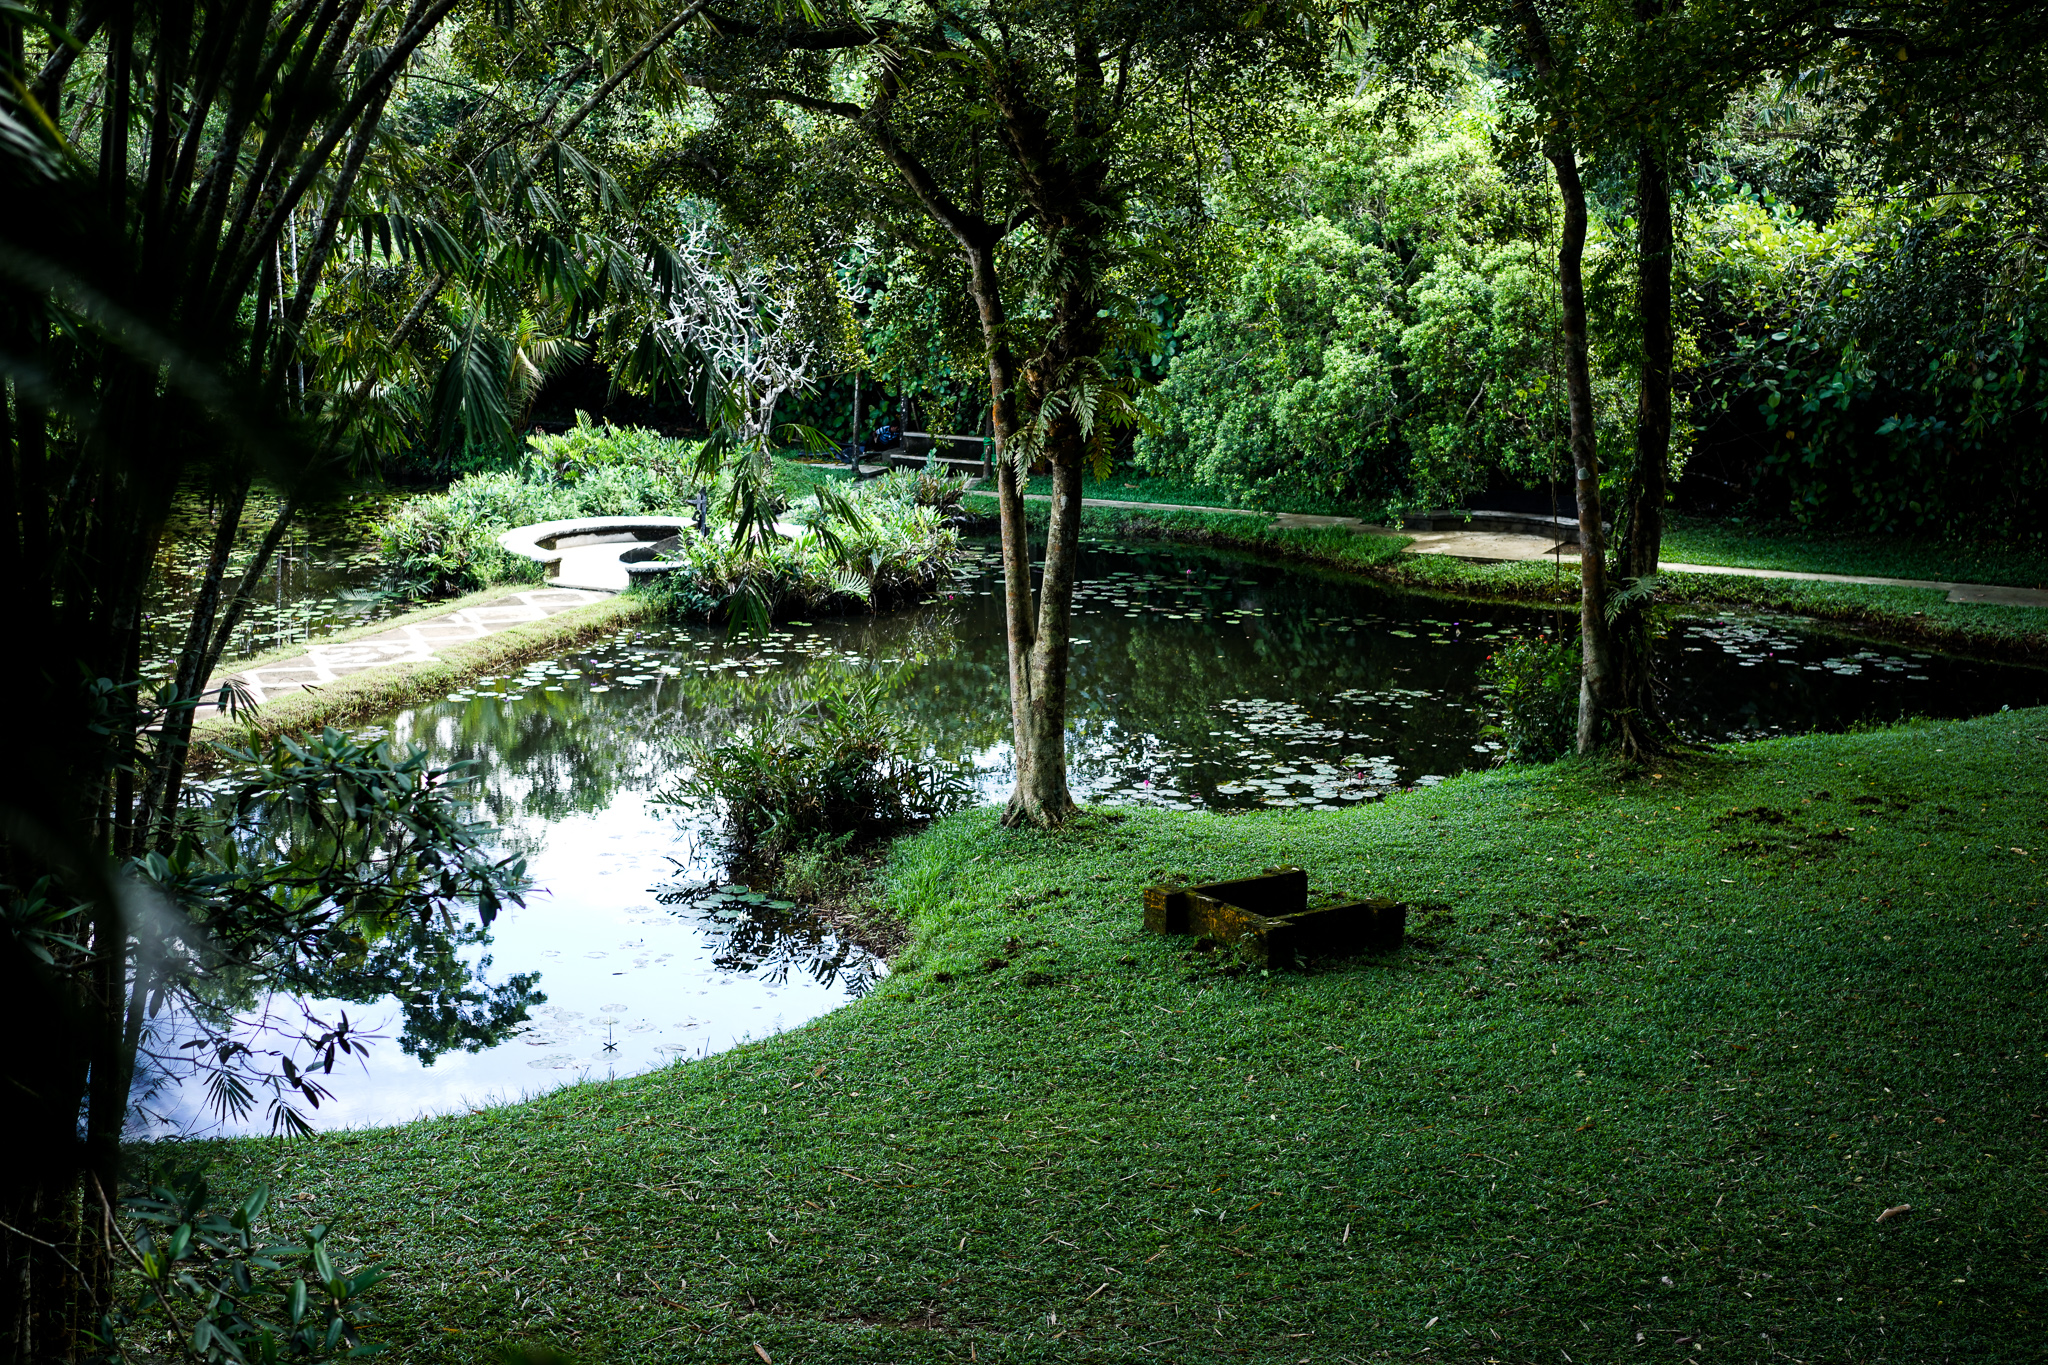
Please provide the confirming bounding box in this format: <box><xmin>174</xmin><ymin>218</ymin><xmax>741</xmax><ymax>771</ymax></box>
<box><xmin>134</xmin><ymin>537</ymin><xmax>2048</xmax><ymax>1136</ymax></box>
<box><xmin>142</xmin><ymin>486</ymin><xmax>404</xmax><ymax>685</ymax></box>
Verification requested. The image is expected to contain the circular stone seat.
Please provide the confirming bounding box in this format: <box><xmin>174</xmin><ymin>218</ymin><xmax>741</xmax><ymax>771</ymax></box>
<box><xmin>497</xmin><ymin>515</ymin><xmax>811</xmax><ymax>592</ymax></box>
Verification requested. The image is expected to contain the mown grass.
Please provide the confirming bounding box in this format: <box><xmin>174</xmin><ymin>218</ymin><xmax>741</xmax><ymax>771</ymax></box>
<box><xmin>1663</xmin><ymin>515</ymin><xmax>2048</xmax><ymax>589</ymax></box>
<box><xmin>177</xmin><ymin>709</ymin><xmax>2048</xmax><ymax>1363</ymax></box>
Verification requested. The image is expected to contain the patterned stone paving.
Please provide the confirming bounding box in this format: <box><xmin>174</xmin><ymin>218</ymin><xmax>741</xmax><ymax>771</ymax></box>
<box><xmin>199</xmin><ymin>587</ymin><xmax>612</xmax><ymax>715</ymax></box>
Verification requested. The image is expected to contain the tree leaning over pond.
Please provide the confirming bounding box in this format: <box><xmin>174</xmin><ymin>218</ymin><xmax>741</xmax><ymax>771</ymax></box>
<box><xmin>666</xmin><ymin>2</ymin><xmax>1340</xmax><ymax>826</ymax></box>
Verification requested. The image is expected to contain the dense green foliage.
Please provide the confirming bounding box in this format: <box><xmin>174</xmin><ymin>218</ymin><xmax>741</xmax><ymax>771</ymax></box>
<box><xmin>660</xmin><ymin>677</ymin><xmax>969</xmax><ymax>866</ymax></box>
<box><xmin>1479</xmin><ymin>634</ymin><xmax>1580</xmax><ymax>760</ymax></box>
<box><xmin>630</xmin><ymin>471</ymin><xmax>966</xmax><ymax>624</ymax></box>
<box><xmin>1129</xmin><ymin>75</ymin><xmax>2046</xmax><ymax>535</ymax></box>
<box><xmin>1692</xmin><ymin>191</ymin><xmax>2047</xmax><ymax>534</ymax></box>
<box><xmin>1136</xmin><ymin>98</ymin><xmax>1605</xmax><ymax>512</ymax></box>
<box><xmin>97</xmin><ymin>1172</ymin><xmax>384</xmax><ymax>1364</ymax></box>
<box><xmin>189</xmin><ymin>709</ymin><xmax>2048</xmax><ymax>1361</ymax></box>
<box><xmin>378</xmin><ymin>421</ymin><xmax>701</xmax><ymax>597</ymax></box>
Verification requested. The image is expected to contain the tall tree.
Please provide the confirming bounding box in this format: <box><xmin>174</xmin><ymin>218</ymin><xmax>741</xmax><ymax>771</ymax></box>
<box><xmin>662</xmin><ymin>1</ymin><xmax>1339</xmax><ymax>825</ymax></box>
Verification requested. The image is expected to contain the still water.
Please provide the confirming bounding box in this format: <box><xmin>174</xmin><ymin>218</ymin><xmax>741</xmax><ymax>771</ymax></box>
<box><xmin>135</xmin><ymin>538</ymin><xmax>2048</xmax><ymax>1136</ymax></box>
<box><xmin>142</xmin><ymin>487</ymin><xmax>404</xmax><ymax>685</ymax></box>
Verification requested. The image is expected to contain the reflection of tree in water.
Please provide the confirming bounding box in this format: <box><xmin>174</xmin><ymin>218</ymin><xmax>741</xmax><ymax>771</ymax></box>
<box><xmin>388</xmin><ymin>695</ymin><xmax>674</xmax><ymax>852</ymax></box>
<box><xmin>171</xmin><ymin>775</ymin><xmax>546</xmax><ymax>1071</ymax></box>
<box><xmin>135</xmin><ymin>912</ymin><xmax>546</xmax><ymax>1132</ymax></box>
<box><xmin>278</xmin><ymin>918</ymin><xmax>544</xmax><ymax>1063</ymax></box>
<box><xmin>385</xmin><ymin>614</ymin><xmax>969</xmax><ymax>852</ymax></box>
<box><xmin>654</xmin><ymin>880</ymin><xmax>882</xmax><ymax>998</ymax></box>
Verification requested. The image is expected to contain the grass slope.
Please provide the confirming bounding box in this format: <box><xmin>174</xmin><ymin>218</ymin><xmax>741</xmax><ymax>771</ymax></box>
<box><xmin>184</xmin><ymin>710</ymin><xmax>2048</xmax><ymax>1363</ymax></box>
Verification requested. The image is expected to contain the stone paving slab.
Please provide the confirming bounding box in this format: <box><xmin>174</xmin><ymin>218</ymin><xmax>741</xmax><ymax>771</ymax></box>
<box><xmin>1401</xmin><ymin>529</ymin><xmax>1577</xmax><ymax>563</ymax></box>
<box><xmin>200</xmin><ymin>587</ymin><xmax>613</xmax><ymax>716</ymax></box>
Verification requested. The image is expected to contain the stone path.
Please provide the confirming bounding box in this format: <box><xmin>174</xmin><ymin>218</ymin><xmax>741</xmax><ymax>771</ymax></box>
<box><xmin>200</xmin><ymin>587</ymin><xmax>613</xmax><ymax>716</ymax></box>
<box><xmin>1657</xmin><ymin>561</ymin><xmax>2048</xmax><ymax>608</ymax></box>
<box><xmin>962</xmin><ymin>488</ymin><xmax>2048</xmax><ymax>606</ymax></box>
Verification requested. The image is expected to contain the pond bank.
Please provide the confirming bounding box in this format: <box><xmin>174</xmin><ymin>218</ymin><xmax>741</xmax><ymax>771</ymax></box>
<box><xmin>180</xmin><ymin>706</ymin><xmax>2048</xmax><ymax>1363</ymax></box>
<box><xmin>1031</xmin><ymin>501</ymin><xmax>2048</xmax><ymax>663</ymax></box>
<box><xmin>191</xmin><ymin>588</ymin><xmax>653</xmax><ymax>766</ymax></box>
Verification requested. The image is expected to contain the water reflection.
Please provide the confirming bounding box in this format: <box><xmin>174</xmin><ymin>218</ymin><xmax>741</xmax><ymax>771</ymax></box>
<box><xmin>143</xmin><ymin>488</ymin><xmax>403</xmax><ymax>683</ymax></box>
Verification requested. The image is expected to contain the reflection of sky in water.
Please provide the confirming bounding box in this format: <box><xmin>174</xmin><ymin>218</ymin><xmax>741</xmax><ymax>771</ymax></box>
<box><xmin>134</xmin><ymin>789</ymin><xmax>881</xmax><ymax>1138</ymax></box>
<box><xmin>138</xmin><ymin>539</ymin><xmax>2048</xmax><ymax>1136</ymax></box>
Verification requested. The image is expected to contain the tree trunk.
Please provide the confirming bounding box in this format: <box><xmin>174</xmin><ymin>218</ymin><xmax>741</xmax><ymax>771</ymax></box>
<box><xmin>1515</xmin><ymin>0</ymin><xmax>1619</xmax><ymax>754</ymax></box>
<box><xmin>1610</xmin><ymin>136</ymin><xmax>1674</xmax><ymax>754</ymax></box>
<box><xmin>1546</xmin><ymin>142</ymin><xmax>1618</xmax><ymax>754</ymax></box>
<box><xmin>959</xmin><ymin>235</ymin><xmax>1081</xmax><ymax>827</ymax></box>
<box><xmin>1005</xmin><ymin>449</ymin><xmax>1082</xmax><ymax>827</ymax></box>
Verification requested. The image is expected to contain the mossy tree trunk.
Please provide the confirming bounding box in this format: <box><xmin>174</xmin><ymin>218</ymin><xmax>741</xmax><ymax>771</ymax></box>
<box><xmin>1514</xmin><ymin>0</ymin><xmax>1620</xmax><ymax>753</ymax></box>
<box><xmin>1610</xmin><ymin>135</ymin><xmax>1676</xmax><ymax>757</ymax></box>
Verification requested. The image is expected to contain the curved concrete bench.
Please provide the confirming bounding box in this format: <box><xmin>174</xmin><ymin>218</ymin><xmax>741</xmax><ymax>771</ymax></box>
<box><xmin>499</xmin><ymin>516</ymin><xmax>696</xmax><ymax>592</ymax></box>
<box><xmin>498</xmin><ymin>514</ymin><xmax>814</xmax><ymax>592</ymax></box>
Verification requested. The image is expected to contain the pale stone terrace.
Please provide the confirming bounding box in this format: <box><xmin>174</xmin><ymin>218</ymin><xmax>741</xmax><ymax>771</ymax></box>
<box><xmin>198</xmin><ymin>586</ymin><xmax>612</xmax><ymax>715</ymax></box>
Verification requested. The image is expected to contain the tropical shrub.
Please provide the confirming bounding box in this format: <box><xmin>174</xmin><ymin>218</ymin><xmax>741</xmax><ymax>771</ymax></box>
<box><xmin>859</xmin><ymin>459</ymin><xmax>972</xmax><ymax>515</ymax></box>
<box><xmin>96</xmin><ymin>1170</ymin><xmax>386</xmax><ymax>1363</ymax></box>
<box><xmin>1690</xmin><ymin>192</ymin><xmax>2048</xmax><ymax>536</ymax></box>
<box><xmin>661</xmin><ymin>677</ymin><xmax>969</xmax><ymax>861</ymax></box>
<box><xmin>633</xmin><ymin>492</ymin><xmax>961</xmax><ymax>623</ymax></box>
<box><xmin>1479</xmin><ymin>635</ymin><xmax>1579</xmax><ymax>762</ymax></box>
<box><xmin>379</xmin><ymin>418</ymin><xmax>699</xmax><ymax>596</ymax></box>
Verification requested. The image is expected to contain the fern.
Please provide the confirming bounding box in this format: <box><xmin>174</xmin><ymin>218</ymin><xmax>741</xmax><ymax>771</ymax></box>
<box><xmin>1604</xmin><ymin>574</ymin><xmax>1664</xmax><ymax>623</ymax></box>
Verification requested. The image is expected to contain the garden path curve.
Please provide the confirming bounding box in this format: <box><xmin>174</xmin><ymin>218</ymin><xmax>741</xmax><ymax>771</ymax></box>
<box><xmin>962</xmin><ymin>488</ymin><xmax>2048</xmax><ymax>606</ymax></box>
<box><xmin>198</xmin><ymin>587</ymin><xmax>612</xmax><ymax>717</ymax></box>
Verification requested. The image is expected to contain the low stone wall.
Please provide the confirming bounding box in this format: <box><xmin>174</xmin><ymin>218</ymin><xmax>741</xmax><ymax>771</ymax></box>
<box><xmin>1400</xmin><ymin>508</ymin><xmax>1592</xmax><ymax>543</ymax></box>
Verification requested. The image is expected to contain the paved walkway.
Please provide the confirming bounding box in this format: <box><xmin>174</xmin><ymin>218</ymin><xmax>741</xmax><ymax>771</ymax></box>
<box><xmin>1656</xmin><ymin>561</ymin><xmax>2048</xmax><ymax>608</ymax></box>
<box><xmin>962</xmin><ymin>488</ymin><xmax>2048</xmax><ymax>607</ymax></box>
<box><xmin>200</xmin><ymin>587</ymin><xmax>613</xmax><ymax>716</ymax></box>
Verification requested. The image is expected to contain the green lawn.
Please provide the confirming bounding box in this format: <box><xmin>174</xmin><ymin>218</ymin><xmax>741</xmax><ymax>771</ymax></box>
<box><xmin>920</xmin><ymin>457</ymin><xmax>2048</xmax><ymax>590</ymax></box>
<box><xmin>183</xmin><ymin>709</ymin><xmax>2048</xmax><ymax>1363</ymax></box>
<box><xmin>1662</xmin><ymin>515</ymin><xmax>2048</xmax><ymax>589</ymax></box>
